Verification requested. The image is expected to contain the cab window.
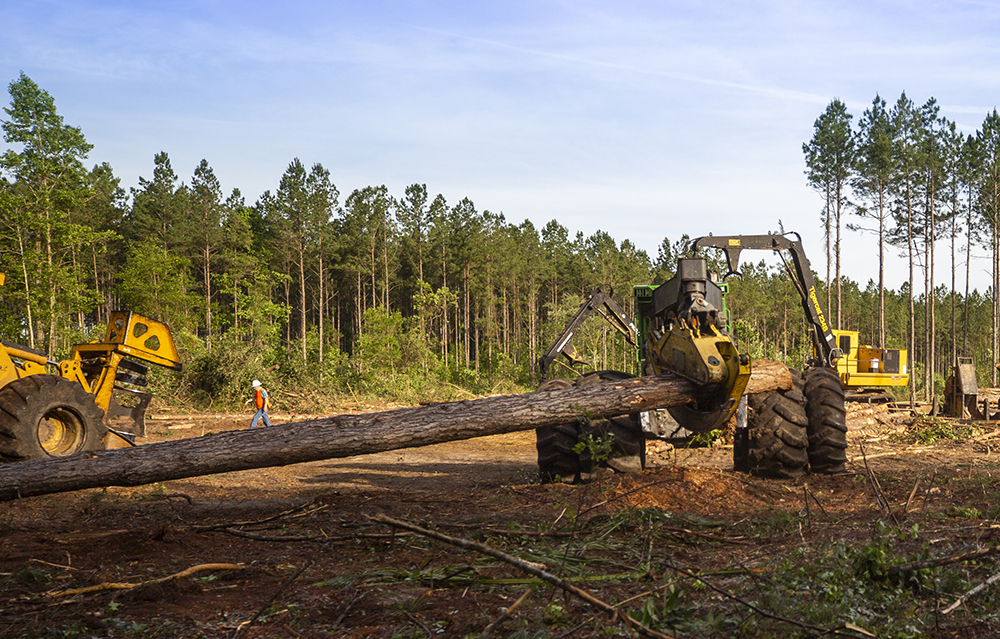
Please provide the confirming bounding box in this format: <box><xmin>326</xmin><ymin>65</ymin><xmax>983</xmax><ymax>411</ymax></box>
<box><xmin>839</xmin><ymin>335</ymin><xmax>851</xmax><ymax>355</ymax></box>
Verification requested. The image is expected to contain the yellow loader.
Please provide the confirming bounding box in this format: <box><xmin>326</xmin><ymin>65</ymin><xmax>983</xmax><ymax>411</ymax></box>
<box><xmin>0</xmin><ymin>273</ymin><xmax>182</xmax><ymax>462</ymax></box>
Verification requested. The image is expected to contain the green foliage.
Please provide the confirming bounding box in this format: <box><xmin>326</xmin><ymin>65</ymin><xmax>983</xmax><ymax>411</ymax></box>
<box><xmin>573</xmin><ymin>433</ymin><xmax>616</xmax><ymax>464</ymax></box>
<box><xmin>541</xmin><ymin>603</ymin><xmax>569</xmax><ymax>626</ymax></box>
<box><xmin>687</xmin><ymin>428</ymin><xmax>722</xmax><ymax>447</ymax></box>
<box><xmin>896</xmin><ymin>416</ymin><xmax>980</xmax><ymax>445</ymax></box>
<box><xmin>184</xmin><ymin>334</ymin><xmax>279</xmax><ymax>408</ymax></box>
<box><xmin>0</xmin><ymin>72</ymin><xmax>115</xmax><ymax>354</ymax></box>
<box><xmin>630</xmin><ymin>585</ymin><xmax>704</xmax><ymax>634</ymax></box>
<box><xmin>357</xmin><ymin>307</ymin><xmax>430</xmax><ymax>376</ymax></box>
<box><xmin>3</xmin><ymin>74</ymin><xmax>1000</xmax><ymax>412</ymax></box>
<box><xmin>119</xmin><ymin>238</ymin><xmax>200</xmax><ymax>333</ymax></box>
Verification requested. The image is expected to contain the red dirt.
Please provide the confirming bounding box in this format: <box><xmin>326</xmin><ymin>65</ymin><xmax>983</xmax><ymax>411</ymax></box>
<box><xmin>1</xmin><ymin>403</ymin><xmax>999</xmax><ymax>637</ymax></box>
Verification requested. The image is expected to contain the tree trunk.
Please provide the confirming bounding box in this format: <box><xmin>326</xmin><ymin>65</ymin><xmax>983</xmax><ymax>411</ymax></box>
<box><xmin>204</xmin><ymin>242</ymin><xmax>212</xmax><ymax>352</ymax></box>
<box><xmin>299</xmin><ymin>247</ymin><xmax>307</xmax><ymax>365</ymax></box>
<box><xmin>0</xmin><ymin>362</ymin><xmax>793</xmax><ymax>501</ymax></box>
<box><xmin>878</xmin><ymin>187</ymin><xmax>886</xmax><ymax>348</ymax></box>
<box><xmin>318</xmin><ymin>250</ymin><xmax>324</xmax><ymax>371</ymax></box>
<box><xmin>907</xmin><ymin>179</ymin><xmax>916</xmax><ymax>407</ymax></box>
<box><xmin>965</xmin><ymin>193</ymin><xmax>973</xmax><ymax>356</ymax></box>
<box><xmin>835</xmin><ymin>179</ymin><xmax>842</xmax><ymax>330</ymax></box>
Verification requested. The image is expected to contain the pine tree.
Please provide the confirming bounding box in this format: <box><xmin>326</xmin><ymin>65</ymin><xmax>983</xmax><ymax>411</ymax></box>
<box><xmin>803</xmin><ymin>98</ymin><xmax>855</xmax><ymax>328</ymax></box>
<box><xmin>130</xmin><ymin>152</ymin><xmax>187</xmax><ymax>253</ymax></box>
<box><xmin>852</xmin><ymin>95</ymin><xmax>894</xmax><ymax>347</ymax></box>
<box><xmin>0</xmin><ymin>72</ymin><xmax>103</xmax><ymax>353</ymax></box>
<box><xmin>889</xmin><ymin>92</ymin><xmax>922</xmax><ymax>405</ymax></box>
<box><xmin>979</xmin><ymin>110</ymin><xmax>1000</xmax><ymax>384</ymax></box>
<box><xmin>189</xmin><ymin>159</ymin><xmax>224</xmax><ymax>350</ymax></box>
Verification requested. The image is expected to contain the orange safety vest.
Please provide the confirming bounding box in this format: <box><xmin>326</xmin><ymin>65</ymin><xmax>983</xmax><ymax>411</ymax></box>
<box><xmin>254</xmin><ymin>388</ymin><xmax>268</xmax><ymax>410</ymax></box>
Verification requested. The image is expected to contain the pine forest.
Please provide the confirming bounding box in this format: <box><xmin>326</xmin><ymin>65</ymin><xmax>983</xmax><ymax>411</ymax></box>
<box><xmin>4</xmin><ymin>73</ymin><xmax>1000</xmax><ymax>411</ymax></box>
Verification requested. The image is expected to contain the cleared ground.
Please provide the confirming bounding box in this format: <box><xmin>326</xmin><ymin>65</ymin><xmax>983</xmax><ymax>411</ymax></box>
<box><xmin>2</xmin><ymin>403</ymin><xmax>999</xmax><ymax>638</ymax></box>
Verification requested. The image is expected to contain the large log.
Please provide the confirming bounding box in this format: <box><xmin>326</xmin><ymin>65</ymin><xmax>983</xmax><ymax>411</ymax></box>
<box><xmin>0</xmin><ymin>361</ymin><xmax>791</xmax><ymax>501</ymax></box>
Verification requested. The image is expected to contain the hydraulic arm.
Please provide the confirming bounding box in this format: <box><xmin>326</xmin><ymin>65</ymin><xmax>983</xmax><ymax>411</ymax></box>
<box><xmin>690</xmin><ymin>233</ymin><xmax>842</xmax><ymax>367</ymax></box>
<box><xmin>538</xmin><ymin>286</ymin><xmax>637</xmax><ymax>380</ymax></box>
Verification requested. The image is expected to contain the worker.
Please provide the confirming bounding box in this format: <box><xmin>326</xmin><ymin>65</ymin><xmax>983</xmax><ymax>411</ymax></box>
<box><xmin>249</xmin><ymin>379</ymin><xmax>272</xmax><ymax>429</ymax></box>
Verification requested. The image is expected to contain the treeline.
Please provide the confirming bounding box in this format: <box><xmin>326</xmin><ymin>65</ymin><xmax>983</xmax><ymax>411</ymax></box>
<box><xmin>1</xmin><ymin>73</ymin><xmax>997</xmax><ymax>410</ymax></box>
<box><xmin>803</xmin><ymin>93</ymin><xmax>1000</xmax><ymax>401</ymax></box>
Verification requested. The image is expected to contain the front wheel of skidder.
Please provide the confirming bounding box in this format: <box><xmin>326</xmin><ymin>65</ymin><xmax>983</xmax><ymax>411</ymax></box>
<box><xmin>745</xmin><ymin>368</ymin><xmax>809</xmax><ymax>479</ymax></box>
<box><xmin>803</xmin><ymin>366</ymin><xmax>848</xmax><ymax>474</ymax></box>
<box><xmin>0</xmin><ymin>375</ymin><xmax>107</xmax><ymax>462</ymax></box>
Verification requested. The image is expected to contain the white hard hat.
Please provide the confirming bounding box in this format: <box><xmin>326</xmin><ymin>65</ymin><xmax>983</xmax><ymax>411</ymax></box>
<box><xmin>252</xmin><ymin>379</ymin><xmax>261</xmax><ymax>388</ymax></box>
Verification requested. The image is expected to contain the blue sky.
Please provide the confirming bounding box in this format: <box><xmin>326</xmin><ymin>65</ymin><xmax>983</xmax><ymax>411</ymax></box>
<box><xmin>2</xmin><ymin>1</ymin><xmax>999</xmax><ymax>293</ymax></box>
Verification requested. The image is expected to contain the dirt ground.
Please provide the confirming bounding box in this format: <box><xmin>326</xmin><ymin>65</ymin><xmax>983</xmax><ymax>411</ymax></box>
<box><xmin>2</xmin><ymin>402</ymin><xmax>1000</xmax><ymax>638</ymax></box>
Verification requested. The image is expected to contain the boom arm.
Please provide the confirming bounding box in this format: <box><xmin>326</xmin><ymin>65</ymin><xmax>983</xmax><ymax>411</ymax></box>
<box><xmin>538</xmin><ymin>287</ymin><xmax>637</xmax><ymax>380</ymax></box>
<box><xmin>689</xmin><ymin>233</ymin><xmax>841</xmax><ymax>366</ymax></box>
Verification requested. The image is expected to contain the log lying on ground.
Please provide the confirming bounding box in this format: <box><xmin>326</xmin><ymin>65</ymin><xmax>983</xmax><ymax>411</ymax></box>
<box><xmin>0</xmin><ymin>361</ymin><xmax>791</xmax><ymax>501</ymax></box>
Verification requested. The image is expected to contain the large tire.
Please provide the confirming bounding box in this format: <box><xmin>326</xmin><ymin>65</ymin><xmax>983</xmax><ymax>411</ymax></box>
<box><xmin>535</xmin><ymin>371</ymin><xmax>644</xmax><ymax>483</ymax></box>
<box><xmin>746</xmin><ymin>368</ymin><xmax>809</xmax><ymax>479</ymax></box>
<box><xmin>0</xmin><ymin>375</ymin><xmax>107</xmax><ymax>462</ymax></box>
<box><xmin>574</xmin><ymin>371</ymin><xmax>645</xmax><ymax>474</ymax></box>
<box><xmin>535</xmin><ymin>379</ymin><xmax>580</xmax><ymax>483</ymax></box>
<box><xmin>804</xmin><ymin>366</ymin><xmax>848</xmax><ymax>474</ymax></box>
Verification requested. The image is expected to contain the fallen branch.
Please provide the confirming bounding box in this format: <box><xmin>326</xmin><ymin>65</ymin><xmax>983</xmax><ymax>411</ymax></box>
<box><xmin>46</xmin><ymin>563</ymin><xmax>244</xmax><ymax>598</ymax></box>
<box><xmin>480</xmin><ymin>589</ymin><xmax>533</xmax><ymax>638</ymax></box>
<box><xmin>404</xmin><ymin>610</ymin><xmax>433</xmax><ymax>638</ymax></box>
<box><xmin>807</xmin><ymin>487</ymin><xmax>830</xmax><ymax>519</ymax></box>
<box><xmin>847</xmin><ymin>447</ymin><xmax>937</xmax><ymax>462</ymax></box>
<box><xmin>209</xmin><ymin>529</ymin><xmax>317</xmax><ymax>543</ymax></box>
<box><xmin>886</xmin><ymin>546</ymin><xmax>1000</xmax><ymax>577</ymax></box>
<box><xmin>479</xmin><ymin>588</ymin><xmax>535</xmax><ymax>639</ymax></box>
<box><xmin>660</xmin><ymin>526</ymin><xmax>752</xmax><ymax>546</ymax></box>
<box><xmin>482</xmin><ymin>528</ymin><xmax>574</xmax><ymax>538</ymax></box>
<box><xmin>970</xmin><ymin>428</ymin><xmax>1000</xmax><ymax>443</ymax></box>
<box><xmin>903</xmin><ymin>478</ymin><xmax>920</xmax><ymax>513</ymax></box>
<box><xmin>860</xmin><ymin>444</ymin><xmax>901</xmax><ymax>528</ymax></box>
<box><xmin>372</xmin><ymin>514</ymin><xmax>676</xmax><ymax>639</ymax></box>
<box><xmin>193</xmin><ymin>500</ymin><xmax>325</xmax><ymax>532</ymax></box>
<box><xmin>942</xmin><ymin>570</ymin><xmax>1000</xmax><ymax>614</ymax></box>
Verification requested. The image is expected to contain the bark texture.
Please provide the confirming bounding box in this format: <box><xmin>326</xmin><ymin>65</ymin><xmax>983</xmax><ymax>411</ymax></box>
<box><xmin>0</xmin><ymin>362</ymin><xmax>791</xmax><ymax>501</ymax></box>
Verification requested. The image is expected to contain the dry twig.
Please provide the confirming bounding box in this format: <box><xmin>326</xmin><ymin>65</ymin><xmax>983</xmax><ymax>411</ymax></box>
<box><xmin>46</xmin><ymin>563</ymin><xmax>244</xmax><ymax>598</ymax></box>
<box><xmin>860</xmin><ymin>444</ymin><xmax>901</xmax><ymax>528</ymax></box>
<box><xmin>404</xmin><ymin>610</ymin><xmax>432</xmax><ymax>638</ymax></box>
<box><xmin>194</xmin><ymin>499</ymin><xmax>325</xmax><ymax>532</ymax></box>
<box><xmin>942</xmin><ymin>570</ymin><xmax>1000</xmax><ymax>614</ymax></box>
<box><xmin>659</xmin><ymin>526</ymin><xmax>752</xmax><ymax>545</ymax></box>
<box><xmin>903</xmin><ymin>478</ymin><xmax>920</xmax><ymax>513</ymax></box>
<box><xmin>232</xmin><ymin>562</ymin><xmax>312</xmax><ymax>638</ymax></box>
<box><xmin>480</xmin><ymin>589</ymin><xmax>533</xmax><ymax>638</ymax></box>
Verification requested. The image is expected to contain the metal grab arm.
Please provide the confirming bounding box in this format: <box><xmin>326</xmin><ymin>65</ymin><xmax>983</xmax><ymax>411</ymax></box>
<box><xmin>690</xmin><ymin>233</ymin><xmax>841</xmax><ymax>367</ymax></box>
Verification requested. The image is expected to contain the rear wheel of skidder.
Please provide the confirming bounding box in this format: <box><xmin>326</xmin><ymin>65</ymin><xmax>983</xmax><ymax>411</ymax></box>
<box><xmin>535</xmin><ymin>378</ymin><xmax>580</xmax><ymax>483</ymax></box>
<box><xmin>535</xmin><ymin>371</ymin><xmax>644</xmax><ymax>483</ymax></box>
<box><xmin>746</xmin><ymin>368</ymin><xmax>809</xmax><ymax>479</ymax></box>
<box><xmin>574</xmin><ymin>371</ymin><xmax>645</xmax><ymax>475</ymax></box>
<box><xmin>803</xmin><ymin>366</ymin><xmax>848</xmax><ymax>474</ymax></box>
<box><xmin>0</xmin><ymin>375</ymin><xmax>107</xmax><ymax>462</ymax></box>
